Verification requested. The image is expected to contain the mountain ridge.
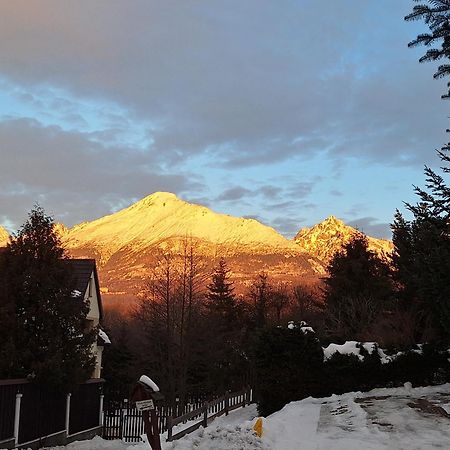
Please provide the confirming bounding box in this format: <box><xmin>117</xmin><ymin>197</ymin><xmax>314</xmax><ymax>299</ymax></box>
<box><xmin>0</xmin><ymin>193</ymin><xmax>393</xmax><ymax>308</ymax></box>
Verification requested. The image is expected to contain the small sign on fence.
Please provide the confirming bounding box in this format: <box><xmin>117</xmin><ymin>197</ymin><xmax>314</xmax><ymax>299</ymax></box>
<box><xmin>135</xmin><ymin>399</ymin><xmax>155</xmax><ymax>411</ymax></box>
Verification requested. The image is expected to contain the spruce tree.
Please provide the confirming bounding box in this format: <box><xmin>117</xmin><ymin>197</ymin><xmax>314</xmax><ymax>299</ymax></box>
<box><xmin>392</xmin><ymin>209</ymin><xmax>450</xmax><ymax>340</ymax></box>
<box><xmin>204</xmin><ymin>258</ymin><xmax>245</xmax><ymax>393</ymax></box>
<box><xmin>394</xmin><ymin>1</ymin><xmax>450</xmax><ymax>340</ymax></box>
<box><xmin>324</xmin><ymin>234</ymin><xmax>393</xmax><ymax>340</ymax></box>
<box><xmin>206</xmin><ymin>258</ymin><xmax>237</xmax><ymax>326</ymax></box>
<box><xmin>0</xmin><ymin>206</ymin><xmax>96</xmax><ymax>390</ymax></box>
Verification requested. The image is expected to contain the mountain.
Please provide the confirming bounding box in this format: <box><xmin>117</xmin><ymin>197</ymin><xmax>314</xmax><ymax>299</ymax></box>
<box><xmin>61</xmin><ymin>192</ymin><xmax>299</xmax><ymax>261</ymax></box>
<box><xmin>59</xmin><ymin>192</ymin><xmax>322</xmax><ymax>306</ymax></box>
<box><xmin>0</xmin><ymin>226</ymin><xmax>9</xmax><ymax>246</ymax></box>
<box><xmin>294</xmin><ymin>216</ymin><xmax>393</xmax><ymax>262</ymax></box>
<box><xmin>0</xmin><ymin>195</ymin><xmax>394</xmax><ymax>311</ymax></box>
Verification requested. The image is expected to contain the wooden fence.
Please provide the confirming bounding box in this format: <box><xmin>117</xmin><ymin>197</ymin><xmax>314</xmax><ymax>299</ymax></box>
<box><xmin>103</xmin><ymin>396</ymin><xmax>206</xmax><ymax>442</ymax></box>
<box><xmin>0</xmin><ymin>378</ymin><xmax>104</xmax><ymax>449</ymax></box>
<box><xmin>103</xmin><ymin>388</ymin><xmax>252</xmax><ymax>443</ymax></box>
<box><xmin>167</xmin><ymin>388</ymin><xmax>252</xmax><ymax>441</ymax></box>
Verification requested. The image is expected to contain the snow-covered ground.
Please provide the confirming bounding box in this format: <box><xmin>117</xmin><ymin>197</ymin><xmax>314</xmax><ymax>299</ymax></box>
<box><xmin>37</xmin><ymin>384</ymin><xmax>450</xmax><ymax>450</ymax></box>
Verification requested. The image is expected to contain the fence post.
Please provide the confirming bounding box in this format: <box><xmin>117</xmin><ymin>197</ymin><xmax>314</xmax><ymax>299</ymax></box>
<box><xmin>202</xmin><ymin>402</ymin><xmax>208</xmax><ymax>427</ymax></box>
<box><xmin>225</xmin><ymin>392</ymin><xmax>229</xmax><ymax>416</ymax></box>
<box><xmin>65</xmin><ymin>393</ymin><xmax>72</xmax><ymax>436</ymax></box>
<box><xmin>13</xmin><ymin>393</ymin><xmax>23</xmax><ymax>446</ymax></box>
<box><xmin>99</xmin><ymin>394</ymin><xmax>104</xmax><ymax>427</ymax></box>
<box><xmin>167</xmin><ymin>416</ymin><xmax>173</xmax><ymax>442</ymax></box>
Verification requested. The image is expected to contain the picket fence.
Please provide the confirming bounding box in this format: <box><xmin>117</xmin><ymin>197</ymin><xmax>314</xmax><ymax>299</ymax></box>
<box><xmin>103</xmin><ymin>388</ymin><xmax>253</xmax><ymax>443</ymax></box>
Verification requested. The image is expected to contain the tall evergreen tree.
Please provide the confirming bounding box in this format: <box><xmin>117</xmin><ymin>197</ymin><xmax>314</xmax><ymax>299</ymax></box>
<box><xmin>324</xmin><ymin>234</ymin><xmax>393</xmax><ymax>340</ymax></box>
<box><xmin>0</xmin><ymin>206</ymin><xmax>96</xmax><ymax>390</ymax></box>
<box><xmin>206</xmin><ymin>258</ymin><xmax>237</xmax><ymax>326</ymax></box>
<box><xmin>393</xmin><ymin>1</ymin><xmax>450</xmax><ymax>340</ymax></box>
<box><xmin>392</xmin><ymin>208</ymin><xmax>450</xmax><ymax>340</ymax></box>
<box><xmin>204</xmin><ymin>258</ymin><xmax>246</xmax><ymax>393</ymax></box>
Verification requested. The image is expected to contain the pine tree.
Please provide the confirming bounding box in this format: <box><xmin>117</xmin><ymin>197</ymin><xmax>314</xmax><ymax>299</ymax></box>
<box><xmin>405</xmin><ymin>1</ymin><xmax>450</xmax><ymax>99</ymax></box>
<box><xmin>204</xmin><ymin>258</ymin><xmax>246</xmax><ymax>393</ymax></box>
<box><xmin>0</xmin><ymin>206</ymin><xmax>96</xmax><ymax>390</ymax></box>
<box><xmin>395</xmin><ymin>1</ymin><xmax>450</xmax><ymax>340</ymax></box>
<box><xmin>392</xmin><ymin>208</ymin><xmax>450</xmax><ymax>340</ymax></box>
<box><xmin>206</xmin><ymin>258</ymin><xmax>237</xmax><ymax>326</ymax></box>
<box><xmin>324</xmin><ymin>234</ymin><xmax>393</xmax><ymax>340</ymax></box>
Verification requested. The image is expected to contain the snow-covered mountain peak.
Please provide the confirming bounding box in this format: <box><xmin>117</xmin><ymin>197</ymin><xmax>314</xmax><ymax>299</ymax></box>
<box><xmin>132</xmin><ymin>191</ymin><xmax>181</xmax><ymax>209</ymax></box>
<box><xmin>61</xmin><ymin>192</ymin><xmax>299</xmax><ymax>262</ymax></box>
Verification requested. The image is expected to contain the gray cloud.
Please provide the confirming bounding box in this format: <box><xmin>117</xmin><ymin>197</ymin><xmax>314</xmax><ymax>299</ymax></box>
<box><xmin>0</xmin><ymin>0</ymin><xmax>447</xmax><ymax>234</ymax></box>
<box><xmin>0</xmin><ymin>118</ymin><xmax>203</xmax><ymax>228</ymax></box>
<box><xmin>347</xmin><ymin>217</ymin><xmax>392</xmax><ymax>240</ymax></box>
<box><xmin>270</xmin><ymin>216</ymin><xmax>306</xmax><ymax>237</ymax></box>
<box><xmin>0</xmin><ymin>0</ymin><xmax>445</xmax><ymax>169</ymax></box>
<box><xmin>217</xmin><ymin>186</ymin><xmax>255</xmax><ymax>202</ymax></box>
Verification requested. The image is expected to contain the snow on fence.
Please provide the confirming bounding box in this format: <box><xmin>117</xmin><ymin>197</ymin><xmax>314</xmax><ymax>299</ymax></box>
<box><xmin>0</xmin><ymin>378</ymin><xmax>104</xmax><ymax>449</ymax></box>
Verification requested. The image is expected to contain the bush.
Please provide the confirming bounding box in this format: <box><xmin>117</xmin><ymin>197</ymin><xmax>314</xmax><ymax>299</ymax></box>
<box><xmin>253</xmin><ymin>331</ymin><xmax>450</xmax><ymax>416</ymax></box>
<box><xmin>252</xmin><ymin>325</ymin><xmax>323</xmax><ymax>416</ymax></box>
<box><xmin>387</xmin><ymin>344</ymin><xmax>450</xmax><ymax>387</ymax></box>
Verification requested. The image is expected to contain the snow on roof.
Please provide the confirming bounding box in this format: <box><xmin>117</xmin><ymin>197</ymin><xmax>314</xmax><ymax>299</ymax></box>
<box><xmin>98</xmin><ymin>329</ymin><xmax>111</xmax><ymax>344</ymax></box>
<box><xmin>139</xmin><ymin>375</ymin><xmax>160</xmax><ymax>392</ymax></box>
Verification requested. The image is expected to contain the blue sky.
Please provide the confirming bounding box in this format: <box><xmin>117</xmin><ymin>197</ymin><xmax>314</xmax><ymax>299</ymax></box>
<box><xmin>0</xmin><ymin>0</ymin><xmax>448</xmax><ymax>238</ymax></box>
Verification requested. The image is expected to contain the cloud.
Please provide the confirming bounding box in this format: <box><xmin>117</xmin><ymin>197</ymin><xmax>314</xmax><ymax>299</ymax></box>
<box><xmin>0</xmin><ymin>1</ymin><xmax>447</xmax><ymax>235</ymax></box>
<box><xmin>0</xmin><ymin>0</ymin><xmax>445</xmax><ymax>170</ymax></box>
<box><xmin>270</xmin><ymin>216</ymin><xmax>306</xmax><ymax>237</ymax></box>
<box><xmin>347</xmin><ymin>217</ymin><xmax>392</xmax><ymax>240</ymax></box>
<box><xmin>0</xmin><ymin>118</ymin><xmax>202</xmax><ymax>228</ymax></box>
<box><xmin>217</xmin><ymin>186</ymin><xmax>255</xmax><ymax>201</ymax></box>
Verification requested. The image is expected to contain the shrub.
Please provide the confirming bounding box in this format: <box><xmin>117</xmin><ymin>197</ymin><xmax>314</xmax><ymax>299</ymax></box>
<box><xmin>252</xmin><ymin>325</ymin><xmax>323</xmax><ymax>416</ymax></box>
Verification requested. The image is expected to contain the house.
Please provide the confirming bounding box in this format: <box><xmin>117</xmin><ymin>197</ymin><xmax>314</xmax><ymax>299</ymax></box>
<box><xmin>67</xmin><ymin>259</ymin><xmax>110</xmax><ymax>378</ymax></box>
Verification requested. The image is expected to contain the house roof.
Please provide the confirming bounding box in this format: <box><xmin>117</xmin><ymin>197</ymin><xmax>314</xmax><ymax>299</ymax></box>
<box><xmin>66</xmin><ymin>259</ymin><xmax>104</xmax><ymax>320</ymax></box>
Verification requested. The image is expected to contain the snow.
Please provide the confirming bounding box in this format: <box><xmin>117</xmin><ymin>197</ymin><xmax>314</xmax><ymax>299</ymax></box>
<box><xmin>61</xmin><ymin>192</ymin><xmax>298</xmax><ymax>260</ymax></box>
<box><xmin>24</xmin><ymin>385</ymin><xmax>450</xmax><ymax>450</ymax></box>
<box><xmin>300</xmin><ymin>326</ymin><xmax>314</xmax><ymax>334</ymax></box>
<box><xmin>99</xmin><ymin>329</ymin><xmax>111</xmax><ymax>344</ymax></box>
<box><xmin>71</xmin><ymin>289</ymin><xmax>82</xmax><ymax>298</ymax></box>
<box><xmin>286</xmin><ymin>321</ymin><xmax>315</xmax><ymax>334</ymax></box>
<box><xmin>323</xmin><ymin>341</ymin><xmax>391</xmax><ymax>363</ymax></box>
<box><xmin>139</xmin><ymin>375</ymin><xmax>160</xmax><ymax>392</ymax></box>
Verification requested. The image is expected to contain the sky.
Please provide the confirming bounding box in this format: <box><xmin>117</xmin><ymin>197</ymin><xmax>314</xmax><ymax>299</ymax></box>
<box><xmin>0</xmin><ymin>0</ymin><xmax>448</xmax><ymax>239</ymax></box>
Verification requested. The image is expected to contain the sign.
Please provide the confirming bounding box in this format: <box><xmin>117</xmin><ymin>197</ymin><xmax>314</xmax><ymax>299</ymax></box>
<box><xmin>135</xmin><ymin>399</ymin><xmax>155</xmax><ymax>411</ymax></box>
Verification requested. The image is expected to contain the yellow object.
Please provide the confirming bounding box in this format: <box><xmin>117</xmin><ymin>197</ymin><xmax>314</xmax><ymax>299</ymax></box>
<box><xmin>253</xmin><ymin>417</ymin><xmax>263</xmax><ymax>437</ymax></box>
